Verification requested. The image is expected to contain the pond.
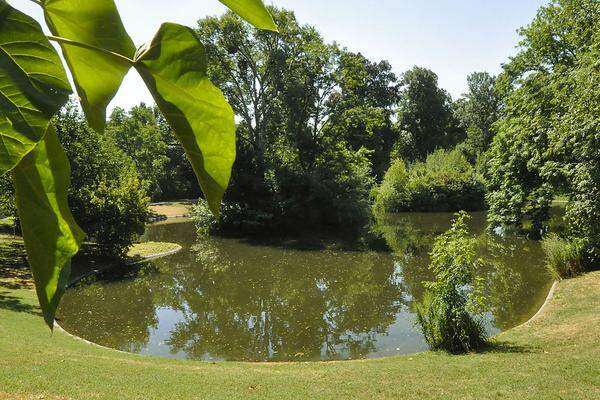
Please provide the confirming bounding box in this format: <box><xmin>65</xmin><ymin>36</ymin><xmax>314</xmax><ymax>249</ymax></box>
<box><xmin>58</xmin><ymin>212</ymin><xmax>553</xmax><ymax>362</ymax></box>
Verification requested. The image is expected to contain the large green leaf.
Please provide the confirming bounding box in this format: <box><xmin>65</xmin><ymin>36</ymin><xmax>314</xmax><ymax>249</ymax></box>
<box><xmin>0</xmin><ymin>1</ymin><xmax>71</xmax><ymax>175</ymax></box>
<box><xmin>44</xmin><ymin>0</ymin><xmax>135</xmax><ymax>132</ymax></box>
<box><xmin>218</xmin><ymin>0</ymin><xmax>278</xmax><ymax>31</ymax></box>
<box><xmin>12</xmin><ymin>126</ymin><xmax>85</xmax><ymax>328</ymax></box>
<box><xmin>134</xmin><ymin>23</ymin><xmax>235</xmax><ymax>215</ymax></box>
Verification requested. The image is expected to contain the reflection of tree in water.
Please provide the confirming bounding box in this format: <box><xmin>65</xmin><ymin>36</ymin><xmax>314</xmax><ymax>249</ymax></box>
<box><xmin>475</xmin><ymin>235</ymin><xmax>550</xmax><ymax>329</ymax></box>
<box><xmin>58</xmin><ymin>217</ymin><xmax>551</xmax><ymax>361</ymax></box>
<box><xmin>375</xmin><ymin>212</ymin><xmax>552</xmax><ymax>330</ymax></box>
<box><xmin>158</xmin><ymin>238</ymin><xmax>404</xmax><ymax>361</ymax></box>
<box><xmin>58</xmin><ymin>270</ymin><xmax>158</xmax><ymax>352</ymax></box>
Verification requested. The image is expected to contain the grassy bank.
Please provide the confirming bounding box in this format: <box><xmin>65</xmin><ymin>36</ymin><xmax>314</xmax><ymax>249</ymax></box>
<box><xmin>0</xmin><ymin>264</ymin><xmax>598</xmax><ymax>399</ymax></box>
<box><xmin>148</xmin><ymin>201</ymin><xmax>194</xmax><ymax>219</ymax></box>
<box><xmin>126</xmin><ymin>241</ymin><xmax>182</xmax><ymax>262</ymax></box>
<box><xmin>0</xmin><ymin>230</ymin><xmax>180</xmax><ymax>270</ymax></box>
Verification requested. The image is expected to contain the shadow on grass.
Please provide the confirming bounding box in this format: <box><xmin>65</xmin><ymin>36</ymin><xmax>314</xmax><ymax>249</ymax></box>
<box><xmin>479</xmin><ymin>340</ymin><xmax>537</xmax><ymax>354</ymax></box>
<box><xmin>0</xmin><ymin>290</ymin><xmax>41</xmax><ymax>316</ymax></box>
<box><xmin>0</xmin><ymin>236</ymin><xmax>31</xmax><ymax>290</ymax></box>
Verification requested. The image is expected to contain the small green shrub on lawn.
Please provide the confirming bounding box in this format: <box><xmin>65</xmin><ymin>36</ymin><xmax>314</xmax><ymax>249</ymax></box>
<box><xmin>373</xmin><ymin>149</ymin><xmax>485</xmax><ymax>215</ymax></box>
<box><xmin>416</xmin><ymin>212</ymin><xmax>487</xmax><ymax>353</ymax></box>
<box><xmin>193</xmin><ymin>199</ymin><xmax>218</xmax><ymax>235</ymax></box>
<box><xmin>542</xmin><ymin>234</ymin><xmax>585</xmax><ymax>280</ymax></box>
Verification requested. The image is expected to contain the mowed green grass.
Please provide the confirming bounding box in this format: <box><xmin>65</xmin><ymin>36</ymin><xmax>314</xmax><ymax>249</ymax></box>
<box><xmin>0</xmin><ymin>265</ymin><xmax>598</xmax><ymax>399</ymax></box>
<box><xmin>126</xmin><ymin>241</ymin><xmax>182</xmax><ymax>261</ymax></box>
<box><xmin>148</xmin><ymin>202</ymin><xmax>193</xmax><ymax>219</ymax></box>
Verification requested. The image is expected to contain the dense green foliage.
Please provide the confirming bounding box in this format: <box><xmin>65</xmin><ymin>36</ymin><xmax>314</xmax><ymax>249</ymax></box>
<box><xmin>395</xmin><ymin>67</ymin><xmax>463</xmax><ymax>161</ymax></box>
<box><xmin>542</xmin><ymin>234</ymin><xmax>585</xmax><ymax>280</ymax></box>
<box><xmin>416</xmin><ymin>212</ymin><xmax>487</xmax><ymax>353</ymax></box>
<box><xmin>327</xmin><ymin>52</ymin><xmax>399</xmax><ymax>178</ymax></box>
<box><xmin>486</xmin><ymin>0</ymin><xmax>600</xmax><ymax>269</ymax></box>
<box><xmin>195</xmin><ymin>8</ymin><xmax>393</xmax><ymax>235</ymax></box>
<box><xmin>454</xmin><ymin>72</ymin><xmax>501</xmax><ymax>164</ymax></box>
<box><xmin>0</xmin><ymin>0</ymin><xmax>276</xmax><ymax>325</ymax></box>
<box><xmin>56</xmin><ymin>107</ymin><xmax>149</xmax><ymax>259</ymax></box>
<box><xmin>373</xmin><ymin>149</ymin><xmax>485</xmax><ymax>215</ymax></box>
<box><xmin>107</xmin><ymin>105</ymin><xmax>168</xmax><ymax>198</ymax></box>
<box><xmin>0</xmin><ymin>174</ymin><xmax>15</xmax><ymax>221</ymax></box>
<box><xmin>108</xmin><ymin>105</ymin><xmax>201</xmax><ymax>201</ymax></box>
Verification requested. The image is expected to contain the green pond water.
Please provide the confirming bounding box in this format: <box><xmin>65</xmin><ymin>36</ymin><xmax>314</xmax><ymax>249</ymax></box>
<box><xmin>58</xmin><ymin>212</ymin><xmax>553</xmax><ymax>362</ymax></box>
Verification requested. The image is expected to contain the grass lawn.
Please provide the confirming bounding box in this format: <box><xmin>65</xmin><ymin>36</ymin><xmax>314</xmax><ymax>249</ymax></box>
<box><xmin>0</xmin><ymin>259</ymin><xmax>598</xmax><ymax>399</ymax></box>
<box><xmin>126</xmin><ymin>241</ymin><xmax>182</xmax><ymax>262</ymax></box>
<box><xmin>148</xmin><ymin>201</ymin><xmax>194</xmax><ymax>219</ymax></box>
<box><xmin>0</xmin><ymin>217</ymin><xmax>14</xmax><ymax>229</ymax></box>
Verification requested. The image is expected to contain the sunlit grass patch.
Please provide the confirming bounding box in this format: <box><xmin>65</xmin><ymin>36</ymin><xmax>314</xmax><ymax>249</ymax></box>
<box><xmin>126</xmin><ymin>241</ymin><xmax>182</xmax><ymax>261</ymax></box>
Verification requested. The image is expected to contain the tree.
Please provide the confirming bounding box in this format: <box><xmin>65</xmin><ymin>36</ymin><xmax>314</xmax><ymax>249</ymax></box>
<box><xmin>56</xmin><ymin>106</ymin><xmax>149</xmax><ymax>259</ymax></box>
<box><xmin>486</xmin><ymin>0</ymin><xmax>600</xmax><ymax>266</ymax></box>
<box><xmin>454</xmin><ymin>72</ymin><xmax>501</xmax><ymax>163</ymax></box>
<box><xmin>196</xmin><ymin>8</ymin><xmax>385</xmax><ymax>234</ymax></box>
<box><xmin>107</xmin><ymin>105</ymin><xmax>169</xmax><ymax>198</ymax></box>
<box><xmin>0</xmin><ymin>0</ymin><xmax>277</xmax><ymax>327</ymax></box>
<box><xmin>326</xmin><ymin>51</ymin><xmax>399</xmax><ymax>178</ymax></box>
<box><xmin>396</xmin><ymin>67</ymin><xmax>463</xmax><ymax>161</ymax></box>
<box><xmin>198</xmin><ymin>8</ymin><xmax>338</xmax><ymax>180</ymax></box>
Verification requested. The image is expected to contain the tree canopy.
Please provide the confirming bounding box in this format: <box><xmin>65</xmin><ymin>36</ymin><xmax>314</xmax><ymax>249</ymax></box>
<box><xmin>395</xmin><ymin>67</ymin><xmax>462</xmax><ymax>161</ymax></box>
<box><xmin>196</xmin><ymin>8</ymin><xmax>398</xmax><ymax>235</ymax></box>
<box><xmin>486</xmin><ymin>0</ymin><xmax>600</xmax><ymax>266</ymax></box>
<box><xmin>0</xmin><ymin>0</ymin><xmax>277</xmax><ymax>327</ymax></box>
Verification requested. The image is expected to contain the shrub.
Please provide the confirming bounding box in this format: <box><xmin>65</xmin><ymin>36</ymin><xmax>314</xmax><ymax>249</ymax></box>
<box><xmin>193</xmin><ymin>199</ymin><xmax>218</xmax><ymax>235</ymax></box>
<box><xmin>373</xmin><ymin>149</ymin><xmax>485</xmax><ymax>214</ymax></box>
<box><xmin>415</xmin><ymin>212</ymin><xmax>487</xmax><ymax>353</ymax></box>
<box><xmin>210</xmin><ymin>142</ymin><xmax>374</xmax><ymax>238</ymax></box>
<box><xmin>56</xmin><ymin>106</ymin><xmax>149</xmax><ymax>259</ymax></box>
<box><xmin>371</xmin><ymin>159</ymin><xmax>409</xmax><ymax>218</ymax></box>
<box><xmin>0</xmin><ymin>174</ymin><xmax>16</xmax><ymax>221</ymax></box>
<box><xmin>541</xmin><ymin>234</ymin><xmax>585</xmax><ymax>280</ymax></box>
<box><xmin>416</xmin><ymin>288</ymin><xmax>487</xmax><ymax>354</ymax></box>
<box><xmin>280</xmin><ymin>144</ymin><xmax>374</xmax><ymax>235</ymax></box>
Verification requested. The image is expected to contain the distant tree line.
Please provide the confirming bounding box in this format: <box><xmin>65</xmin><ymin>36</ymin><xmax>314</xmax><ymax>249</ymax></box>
<box><xmin>192</xmin><ymin>7</ymin><xmax>503</xmax><ymax>238</ymax></box>
<box><xmin>486</xmin><ymin>0</ymin><xmax>599</xmax><ymax>270</ymax></box>
<box><xmin>0</xmin><ymin>6</ymin><xmax>506</xmax><ymax>247</ymax></box>
<box><xmin>1</xmin><ymin>1</ymin><xmax>596</xmax><ymax>271</ymax></box>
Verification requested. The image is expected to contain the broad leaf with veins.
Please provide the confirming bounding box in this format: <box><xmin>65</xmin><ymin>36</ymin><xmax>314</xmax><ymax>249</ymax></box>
<box><xmin>0</xmin><ymin>1</ymin><xmax>71</xmax><ymax>175</ymax></box>
<box><xmin>218</xmin><ymin>0</ymin><xmax>278</xmax><ymax>31</ymax></box>
<box><xmin>135</xmin><ymin>23</ymin><xmax>236</xmax><ymax>216</ymax></box>
<box><xmin>12</xmin><ymin>126</ymin><xmax>85</xmax><ymax>327</ymax></box>
<box><xmin>44</xmin><ymin>0</ymin><xmax>135</xmax><ymax>132</ymax></box>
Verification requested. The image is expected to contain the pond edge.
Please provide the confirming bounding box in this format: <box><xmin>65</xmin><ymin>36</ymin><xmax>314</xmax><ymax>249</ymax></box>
<box><xmin>511</xmin><ymin>280</ymin><xmax>558</xmax><ymax>330</ymax></box>
<box><xmin>56</xmin><ymin>242</ymin><xmax>185</xmax><ymax>357</ymax></box>
<box><xmin>55</xmin><ymin>276</ymin><xmax>560</xmax><ymax>363</ymax></box>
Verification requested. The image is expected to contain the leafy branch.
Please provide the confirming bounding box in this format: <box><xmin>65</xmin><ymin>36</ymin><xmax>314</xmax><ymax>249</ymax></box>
<box><xmin>0</xmin><ymin>0</ymin><xmax>277</xmax><ymax>328</ymax></box>
<box><xmin>47</xmin><ymin>35</ymin><xmax>134</xmax><ymax>65</ymax></box>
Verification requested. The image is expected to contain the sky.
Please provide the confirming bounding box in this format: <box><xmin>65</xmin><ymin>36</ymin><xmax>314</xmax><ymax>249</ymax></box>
<box><xmin>12</xmin><ymin>0</ymin><xmax>546</xmax><ymax>110</ymax></box>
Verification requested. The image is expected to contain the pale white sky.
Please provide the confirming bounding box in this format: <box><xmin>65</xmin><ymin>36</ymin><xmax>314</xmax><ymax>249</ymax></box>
<box><xmin>12</xmin><ymin>0</ymin><xmax>546</xmax><ymax>110</ymax></box>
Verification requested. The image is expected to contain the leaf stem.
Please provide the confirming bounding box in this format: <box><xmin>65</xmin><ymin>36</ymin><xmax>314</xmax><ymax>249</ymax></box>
<box><xmin>47</xmin><ymin>35</ymin><xmax>134</xmax><ymax>65</ymax></box>
<box><xmin>28</xmin><ymin>0</ymin><xmax>43</xmax><ymax>6</ymax></box>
